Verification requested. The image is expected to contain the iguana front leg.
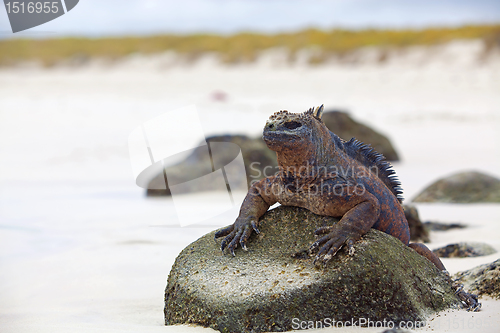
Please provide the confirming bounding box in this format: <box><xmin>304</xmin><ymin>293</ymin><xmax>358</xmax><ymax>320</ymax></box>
<box><xmin>309</xmin><ymin>190</ymin><xmax>380</xmax><ymax>264</ymax></box>
<box><xmin>215</xmin><ymin>176</ymin><xmax>278</xmax><ymax>255</ymax></box>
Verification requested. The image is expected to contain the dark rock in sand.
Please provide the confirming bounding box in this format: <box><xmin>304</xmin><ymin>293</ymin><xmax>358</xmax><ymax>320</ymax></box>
<box><xmin>454</xmin><ymin>259</ymin><xmax>500</xmax><ymax>299</ymax></box>
<box><xmin>164</xmin><ymin>206</ymin><xmax>460</xmax><ymax>333</ymax></box>
<box><xmin>423</xmin><ymin>221</ymin><xmax>467</xmax><ymax>231</ymax></box>
<box><xmin>322</xmin><ymin>110</ymin><xmax>400</xmax><ymax>161</ymax></box>
<box><xmin>403</xmin><ymin>205</ymin><xmax>430</xmax><ymax>242</ymax></box>
<box><xmin>412</xmin><ymin>171</ymin><xmax>500</xmax><ymax>203</ymax></box>
<box><xmin>147</xmin><ymin>135</ymin><xmax>277</xmax><ymax>196</ymax></box>
<box><xmin>433</xmin><ymin>242</ymin><xmax>497</xmax><ymax>258</ymax></box>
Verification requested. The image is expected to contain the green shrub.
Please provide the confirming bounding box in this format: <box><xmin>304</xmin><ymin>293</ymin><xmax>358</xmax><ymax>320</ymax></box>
<box><xmin>1</xmin><ymin>25</ymin><xmax>499</xmax><ymax>66</ymax></box>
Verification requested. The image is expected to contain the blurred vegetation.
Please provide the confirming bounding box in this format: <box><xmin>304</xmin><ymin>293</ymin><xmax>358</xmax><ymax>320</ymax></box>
<box><xmin>1</xmin><ymin>25</ymin><xmax>499</xmax><ymax>66</ymax></box>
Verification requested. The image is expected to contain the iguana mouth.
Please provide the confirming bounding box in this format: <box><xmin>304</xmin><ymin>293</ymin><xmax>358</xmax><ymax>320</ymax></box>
<box><xmin>262</xmin><ymin>130</ymin><xmax>301</xmax><ymax>142</ymax></box>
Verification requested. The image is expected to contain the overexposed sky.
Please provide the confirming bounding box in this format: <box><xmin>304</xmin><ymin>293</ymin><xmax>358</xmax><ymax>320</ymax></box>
<box><xmin>1</xmin><ymin>0</ymin><xmax>500</xmax><ymax>38</ymax></box>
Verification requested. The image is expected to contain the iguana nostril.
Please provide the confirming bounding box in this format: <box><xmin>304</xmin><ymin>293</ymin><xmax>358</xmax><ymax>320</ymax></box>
<box><xmin>269</xmin><ymin>124</ymin><xmax>274</xmax><ymax>129</ymax></box>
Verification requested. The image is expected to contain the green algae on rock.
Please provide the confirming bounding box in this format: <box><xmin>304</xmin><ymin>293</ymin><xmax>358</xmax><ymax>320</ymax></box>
<box><xmin>454</xmin><ymin>259</ymin><xmax>500</xmax><ymax>299</ymax></box>
<box><xmin>164</xmin><ymin>206</ymin><xmax>460</xmax><ymax>333</ymax></box>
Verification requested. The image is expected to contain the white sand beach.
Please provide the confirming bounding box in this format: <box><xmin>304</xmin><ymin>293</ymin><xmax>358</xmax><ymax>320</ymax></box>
<box><xmin>1</xmin><ymin>40</ymin><xmax>500</xmax><ymax>332</ymax></box>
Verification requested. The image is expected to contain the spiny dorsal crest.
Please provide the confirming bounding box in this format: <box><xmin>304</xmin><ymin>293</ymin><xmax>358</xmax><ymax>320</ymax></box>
<box><xmin>343</xmin><ymin>138</ymin><xmax>404</xmax><ymax>203</ymax></box>
<box><xmin>304</xmin><ymin>105</ymin><xmax>324</xmax><ymax>120</ymax></box>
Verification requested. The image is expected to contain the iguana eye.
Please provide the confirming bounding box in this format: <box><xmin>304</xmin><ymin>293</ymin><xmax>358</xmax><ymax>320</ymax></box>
<box><xmin>284</xmin><ymin>121</ymin><xmax>302</xmax><ymax>130</ymax></box>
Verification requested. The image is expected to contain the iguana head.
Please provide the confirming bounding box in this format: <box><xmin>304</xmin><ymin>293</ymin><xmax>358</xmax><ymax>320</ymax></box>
<box><xmin>262</xmin><ymin>105</ymin><xmax>325</xmax><ymax>153</ymax></box>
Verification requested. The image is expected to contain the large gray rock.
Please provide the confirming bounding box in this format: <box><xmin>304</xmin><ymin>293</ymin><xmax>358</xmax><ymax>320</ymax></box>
<box><xmin>164</xmin><ymin>206</ymin><xmax>460</xmax><ymax>333</ymax></box>
<box><xmin>454</xmin><ymin>259</ymin><xmax>500</xmax><ymax>299</ymax></box>
<box><xmin>413</xmin><ymin>171</ymin><xmax>500</xmax><ymax>203</ymax></box>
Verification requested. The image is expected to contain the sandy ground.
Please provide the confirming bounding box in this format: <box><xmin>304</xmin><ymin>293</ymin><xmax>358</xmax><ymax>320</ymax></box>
<box><xmin>1</xmin><ymin>40</ymin><xmax>500</xmax><ymax>332</ymax></box>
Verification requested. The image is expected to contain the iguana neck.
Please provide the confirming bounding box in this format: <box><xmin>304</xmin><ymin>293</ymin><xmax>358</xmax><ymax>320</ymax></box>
<box><xmin>276</xmin><ymin>150</ymin><xmax>317</xmax><ymax>178</ymax></box>
<box><xmin>276</xmin><ymin>140</ymin><xmax>348</xmax><ymax>180</ymax></box>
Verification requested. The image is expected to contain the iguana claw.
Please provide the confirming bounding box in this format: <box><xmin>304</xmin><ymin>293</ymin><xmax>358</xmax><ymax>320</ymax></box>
<box><xmin>453</xmin><ymin>281</ymin><xmax>481</xmax><ymax>312</ymax></box>
<box><xmin>215</xmin><ymin>218</ymin><xmax>258</xmax><ymax>255</ymax></box>
<box><xmin>251</xmin><ymin>220</ymin><xmax>260</xmax><ymax>234</ymax></box>
<box><xmin>346</xmin><ymin>239</ymin><xmax>355</xmax><ymax>255</ymax></box>
<box><xmin>309</xmin><ymin>224</ymin><xmax>360</xmax><ymax>264</ymax></box>
<box><xmin>309</xmin><ymin>230</ymin><xmax>347</xmax><ymax>265</ymax></box>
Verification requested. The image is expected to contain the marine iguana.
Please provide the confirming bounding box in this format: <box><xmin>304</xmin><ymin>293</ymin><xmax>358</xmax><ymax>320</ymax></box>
<box><xmin>215</xmin><ymin>106</ymin><xmax>479</xmax><ymax>309</ymax></box>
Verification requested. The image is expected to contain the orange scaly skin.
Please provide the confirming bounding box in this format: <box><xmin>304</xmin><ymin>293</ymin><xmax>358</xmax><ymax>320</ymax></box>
<box><xmin>215</xmin><ymin>106</ymin><xmax>444</xmax><ymax>269</ymax></box>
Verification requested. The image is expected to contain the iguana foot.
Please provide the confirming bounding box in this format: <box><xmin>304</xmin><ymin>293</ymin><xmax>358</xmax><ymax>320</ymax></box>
<box><xmin>309</xmin><ymin>226</ymin><xmax>357</xmax><ymax>265</ymax></box>
<box><xmin>453</xmin><ymin>281</ymin><xmax>481</xmax><ymax>312</ymax></box>
<box><xmin>214</xmin><ymin>218</ymin><xmax>259</xmax><ymax>256</ymax></box>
